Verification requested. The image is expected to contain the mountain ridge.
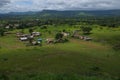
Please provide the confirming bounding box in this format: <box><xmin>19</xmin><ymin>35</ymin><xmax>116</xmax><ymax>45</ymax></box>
<box><xmin>0</xmin><ymin>9</ymin><xmax>120</xmax><ymax>19</ymax></box>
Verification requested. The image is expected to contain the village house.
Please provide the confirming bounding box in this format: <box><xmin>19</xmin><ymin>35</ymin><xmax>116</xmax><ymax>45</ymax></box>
<box><xmin>14</xmin><ymin>24</ymin><xmax>20</xmax><ymax>29</ymax></box>
<box><xmin>61</xmin><ymin>32</ymin><xmax>70</xmax><ymax>37</ymax></box>
<box><xmin>19</xmin><ymin>37</ymin><xmax>28</xmax><ymax>41</ymax></box>
<box><xmin>46</xmin><ymin>38</ymin><xmax>54</xmax><ymax>44</ymax></box>
<box><xmin>84</xmin><ymin>36</ymin><xmax>92</xmax><ymax>41</ymax></box>
<box><xmin>5</xmin><ymin>25</ymin><xmax>10</xmax><ymax>29</ymax></box>
<box><xmin>32</xmin><ymin>32</ymin><xmax>41</xmax><ymax>37</ymax></box>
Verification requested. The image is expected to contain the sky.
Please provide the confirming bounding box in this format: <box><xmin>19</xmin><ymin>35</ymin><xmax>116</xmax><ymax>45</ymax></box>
<box><xmin>0</xmin><ymin>0</ymin><xmax>120</xmax><ymax>13</ymax></box>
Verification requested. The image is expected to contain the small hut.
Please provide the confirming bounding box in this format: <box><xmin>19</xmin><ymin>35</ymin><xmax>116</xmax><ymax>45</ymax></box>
<box><xmin>32</xmin><ymin>32</ymin><xmax>41</xmax><ymax>37</ymax></box>
<box><xmin>46</xmin><ymin>38</ymin><xmax>54</xmax><ymax>44</ymax></box>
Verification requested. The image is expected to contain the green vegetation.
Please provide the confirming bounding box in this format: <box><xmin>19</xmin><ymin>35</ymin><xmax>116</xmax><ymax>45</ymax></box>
<box><xmin>80</xmin><ymin>26</ymin><xmax>92</xmax><ymax>34</ymax></box>
<box><xmin>0</xmin><ymin>28</ymin><xmax>5</xmax><ymax>36</ymax></box>
<box><xmin>0</xmin><ymin>73</ymin><xmax>117</xmax><ymax>80</ymax></box>
<box><xmin>0</xmin><ymin>13</ymin><xmax>120</xmax><ymax>79</ymax></box>
<box><xmin>0</xmin><ymin>24</ymin><xmax>120</xmax><ymax>80</ymax></box>
<box><xmin>55</xmin><ymin>32</ymin><xmax>63</xmax><ymax>40</ymax></box>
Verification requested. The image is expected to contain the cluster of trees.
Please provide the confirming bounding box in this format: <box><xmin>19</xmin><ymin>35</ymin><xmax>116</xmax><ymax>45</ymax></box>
<box><xmin>0</xmin><ymin>15</ymin><xmax>120</xmax><ymax>30</ymax></box>
<box><xmin>80</xmin><ymin>26</ymin><xmax>92</xmax><ymax>34</ymax></box>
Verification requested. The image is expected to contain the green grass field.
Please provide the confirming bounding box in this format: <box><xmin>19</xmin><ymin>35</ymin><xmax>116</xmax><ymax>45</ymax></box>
<box><xmin>0</xmin><ymin>25</ymin><xmax>120</xmax><ymax>80</ymax></box>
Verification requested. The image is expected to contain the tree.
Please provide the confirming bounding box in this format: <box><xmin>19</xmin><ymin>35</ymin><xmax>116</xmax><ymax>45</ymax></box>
<box><xmin>80</xmin><ymin>26</ymin><xmax>92</xmax><ymax>34</ymax></box>
<box><xmin>63</xmin><ymin>29</ymin><xmax>66</xmax><ymax>32</ymax></box>
<box><xmin>29</xmin><ymin>28</ymin><xmax>33</xmax><ymax>35</ymax></box>
<box><xmin>0</xmin><ymin>28</ymin><xmax>5</xmax><ymax>36</ymax></box>
<box><xmin>55</xmin><ymin>32</ymin><xmax>63</xmax><ymax>40</ymax></box>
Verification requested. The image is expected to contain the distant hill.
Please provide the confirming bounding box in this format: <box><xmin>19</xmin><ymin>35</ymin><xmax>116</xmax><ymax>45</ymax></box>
<box><xmin>0</xmin><ymin>9</ymin><xmax>120</xmax><ymax>19</ymax></box>
<box><xmin>40</xmin><ymin>10</ymin><xmax>120</xmax><ymax>16</ymax></box>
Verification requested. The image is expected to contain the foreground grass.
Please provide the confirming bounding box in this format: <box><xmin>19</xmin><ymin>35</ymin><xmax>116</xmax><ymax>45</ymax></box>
<box><xmin>0</xmin><ymin>73</ymin><xmax>118</xmax><ymax>80</ymax></box>
<box><xmin>0</xmin><ymin>40</ymin><xmax>120</xmax><ymax>79</ymax></box>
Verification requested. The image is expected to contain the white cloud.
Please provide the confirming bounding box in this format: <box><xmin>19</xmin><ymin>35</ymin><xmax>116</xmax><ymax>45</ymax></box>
<box><xmin>0</xmin><ymin>0</ymin><xmax>120</xmax><ymax>13</ymax></box>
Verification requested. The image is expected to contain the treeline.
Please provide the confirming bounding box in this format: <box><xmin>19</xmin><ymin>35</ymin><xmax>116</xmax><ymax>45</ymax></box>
<box><xmin>0</xmin><ymin>16</ymin><xmax>120</xmax><ymax>30</ymax></box>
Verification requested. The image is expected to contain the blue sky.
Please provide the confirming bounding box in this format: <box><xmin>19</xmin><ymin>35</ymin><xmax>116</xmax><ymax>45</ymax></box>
<box><xmin>0</xmin><ymin>0</ymin><xmax>120</xmax><ymax>13</ymax></box>
<box><xmin>16</xmin><ymin>1</ymin><xmax>33</xmax><ymax>5</ymax></box>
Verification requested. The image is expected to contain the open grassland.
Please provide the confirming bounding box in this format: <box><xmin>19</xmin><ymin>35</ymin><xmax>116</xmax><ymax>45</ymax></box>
<box><xmin>0</xmin><ymin>25</ymin><xmax>120</xmax><ymax>80</ymax></box>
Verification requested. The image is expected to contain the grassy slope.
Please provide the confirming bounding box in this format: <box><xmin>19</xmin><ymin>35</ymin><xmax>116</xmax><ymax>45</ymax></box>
<box><xmin>0</xmin><ymin>26</ymin><xmax>120</xmax><ymax>79</ymax></box>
